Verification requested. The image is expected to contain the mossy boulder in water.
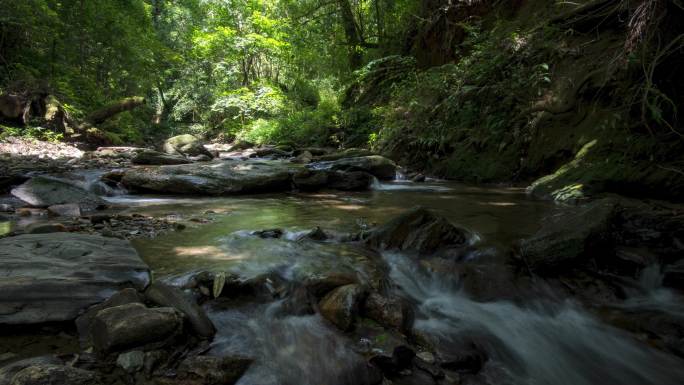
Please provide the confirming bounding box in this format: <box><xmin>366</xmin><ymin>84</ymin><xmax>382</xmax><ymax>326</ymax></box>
<box><xmin>520</xmin><ymin>199</ymin><xmax>618</xmax><ymax>273</ymax></box>
<box><xmin>132</xmin><ymin>149</ymin><xmax>192</xmax><ymax>165</ymax></box>
<box><xmin>163</xmin><ymin>134</ymin><xmax>214</xmax><ymax>158</ymax></box>
<box><xmin>319</xmin><ymin>284</ymin><xmax>365</xmax><ymax>331</ymax></box>
<box><xmin>309</xmin><ymin>155</ymin><xmax>397</xmax><ymax>180</ymax></box>
<box><xmin>365</xmin><ymin>207</ymin><xmax>471</xmax><ymax>255</ymax></box>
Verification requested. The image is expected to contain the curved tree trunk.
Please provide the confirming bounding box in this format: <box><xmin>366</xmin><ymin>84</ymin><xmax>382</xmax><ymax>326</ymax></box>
<box><xmin>87</xmin><ymin>96</ymin><xmax>146</xmax><ymax>124</ymax></box>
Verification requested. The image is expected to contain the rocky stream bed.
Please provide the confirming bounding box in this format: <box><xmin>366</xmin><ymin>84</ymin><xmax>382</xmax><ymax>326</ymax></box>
<box><xmin>1</xmin><ymin>137</ymin><xmax>684</xmax><ymax>385</ymax></box>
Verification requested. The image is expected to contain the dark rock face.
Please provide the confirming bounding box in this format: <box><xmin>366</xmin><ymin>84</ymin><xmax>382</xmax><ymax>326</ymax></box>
<box><xmin>132</xmin><ymin>150</ymin><xmax>192</xmax><ymax>165</ymax></box>
<box><xmin>90</xmin><ymin>303</ymin><xmax>183</xmax><ymax>354</ymax></box>
<box><xmin>176</xmin><ymin>355</ymin><xmax>252</xmax><ymax>385</ymax></box>
<box><xmin>363</xmin><ymin>292</ymin><xmax>414</xmax><ymax>332</ymax></box>
<box><xmin>520</xmin><ymin>199</ymin><xmax>617</xmax><ymax>273</ymax></box>
<box><xmin>5</xmin><ymin>364</ymin><xmax>102</xmax><ymax>385</ymax></box>
<box><xmin>11</xmin><ymin>177</ymin><xmax>105</xmax><ymax>211</ymax></box>
<box><xmin>76</xmin><ymin>288</ymin><xmax>145</xmax><ymax>346</ymax></box>
<box><xmin>0</xmin><ymin>233</ymin><xmax>150</xmax><ymax>325</ymax></box>
<box><xmin>328</xmin><ymin>171</ymin><xmax>373</xmax><ymax>191</ymax></box>
<box><xmin>319</xmin><ymin>284</ymin><xmax>365</xmax><ymax>331</ymax></box>
<box><xmin>292</xmin><ymin>169</ymin><xmax>329</xmax><ymax>191</ymax></box>
<box><xmin>365</xmin><ymin>207</ymin><xmax>470</xmax><ymax>255</ymax></box>
<box><xmin>121</xmin><ymin>160</ymin><xmax>296</xmax><ymax>195</ymax></box>
<box><xmin>309</xmin><ymin>155</ymin><xmax>397</xmax><ymax>180</ymax></box>
<box><xmin>145</xmin><ymin>282</ymin><xmax>216</xmax><ymax>338</ymax></box>
<box><xmin>46</xmin><ymin>203</ymin><xmax>81</xmax><ymax>217</ymax></box>
<box><xmin>163</xmin><ymin>134</ymin><xmax>214</xmax><ymax>158</ymax></box>
<box><xmin>664</xmin><ymin>260</ymin><xmax>684</xmax><ymax>290</ymax></box>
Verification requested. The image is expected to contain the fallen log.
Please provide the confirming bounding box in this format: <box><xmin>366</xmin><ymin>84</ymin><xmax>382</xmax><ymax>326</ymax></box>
<box><xmin>87</xmin><ymin>96</ymin><xmax>146</xmax><ymax>124</ymax></box>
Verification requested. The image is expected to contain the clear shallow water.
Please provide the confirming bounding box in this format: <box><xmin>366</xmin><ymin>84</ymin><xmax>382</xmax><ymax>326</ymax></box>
<box><xmin>118</xmin><ymin>181</ymin><xmax>684</xmax><ymax>385</ymax></box>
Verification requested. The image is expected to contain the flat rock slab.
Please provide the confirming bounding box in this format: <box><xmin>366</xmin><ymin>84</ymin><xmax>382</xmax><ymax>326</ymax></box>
<box><xmin>121</xmin><ymin>160</ymin><xmax>301</xmax><ymax>195</ymax></box>
<box><xmin>11</xmin><ymin>176</ymin><xmax>105</xmax><ymax>210</ymax></box>
<box><xmin>0</xmin><ymin>233</ymin><xmax>150</xmax><ymax>325</ymax></box>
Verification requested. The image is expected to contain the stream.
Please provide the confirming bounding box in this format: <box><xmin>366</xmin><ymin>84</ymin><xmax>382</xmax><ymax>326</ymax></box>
<box><xmin>100</xmin><ymin>180</ymin><xmax>684</xmax><ymax>385</ymax></box>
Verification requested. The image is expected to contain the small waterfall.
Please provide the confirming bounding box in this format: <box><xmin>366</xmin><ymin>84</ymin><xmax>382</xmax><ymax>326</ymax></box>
<box><xmin>383</xmin><ymin>252</ymin><xmax>684</xmax><ymax>385</ymax></box>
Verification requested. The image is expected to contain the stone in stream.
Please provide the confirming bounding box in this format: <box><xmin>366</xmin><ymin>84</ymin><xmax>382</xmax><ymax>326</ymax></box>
<box><xmin>120</xmin><ymin>160</ymin><xmax>296</xmax><ymax>195</ymax></box>
<box><xmin>47</xmin><ymin>203</ymin><xmax>81</xmax><ymax>217</ymax></box>
<box><xmin>144</xmin><ymin>281</ymin><xmax>216</xmax><ymax>338</ymax></box>
<box><xmin>0</xmin><ymin>233</ymin><xmax>150</xmax><ymax>325</ymax></box>
<box><xmin>11</xmin><ymin>176</ymin><xmax>105</xmax><ymax>211</ymax></box>
<box><xmin>292</xmin><ymin>169</ymin><xmax>329</xmax><ymax>191</ymax></box>
<box><xmin>75</xmin><ymin>288</ymin><xmax>145</xmax><ymax>346</ymax></box>
<box><xmin>319</xmin><ymin>284</ymin><xmax>365</xmax><ymax>331</ymax></box>
<box><xmin>175</xmin><ymin>355</ymin><xmax>253</xmax><ymax>385</ymax></box>
<box><xmin>131</xmin><ymin>149</ymin><xmax>192</xmax><ymax>165</ymax></box>
<box><xmin>362</xmin><ymin>292</ymin><xmax>414</xmax><ymax>332</ymax></box>
<box><xmin>328</xmin><ymin>170</ymin><xmax>374</xmax><ymax>191</ymax></box>
<box><xmin>24</xmin><ymin>222</ymin><xmax>68</xmax><ymax>234</ymax></box>
<box><xmin>520</xmin><ymin>198</ymin><xmax>617</xmax><ymax>273</ymax></box>
<box><xmin>664</xmin><ymin>260</ymin><xmax>684</xmax><ymax>290</ymax></box>
<box><xmin>309</xmin><ymin>155</ymin><xmax>397</xmax><ymax>180</ymax></box>
<box><xmin>116</xmin><ymin>351</ymin><xmax>145</xmax><ymax>373</ymax></box>
<box><xmin>364</xmin><ymin>206</ymin><xmax>471</xmax><ymax>256</ymax></box>
<box><xmin>3</xmin><ymin>363</ymin><xmax>102</xmax><ymax>385</ymax></box>
<box><xmin>163</xmin><ymin>134</ymin><xmax>214</xmax><ymax>159</ymax></box>
<box><xmin>90</xmin><ymin>303</ymin><xmax>183</xmax><ymax>354</ymax></box>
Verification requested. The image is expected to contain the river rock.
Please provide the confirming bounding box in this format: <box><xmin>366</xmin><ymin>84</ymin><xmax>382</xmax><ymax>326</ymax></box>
<box><xmin>47</xmin><ymin>203</ymin><xmax>81</xmax><ymax>217</ymax></box>
<box><xmin>121</xmin><ymin>160</ymin><xmax>297</xmax><ymax>195</ymax></box>
<box><xmin>132</xmin><ymin>150</ymin><xmax>192</xmax><ymax>165</ymax></box>
<box><xmin>0</xmin><ymin>357</ymin><xmax>61</xmax><ymax>385</ymax></box>
<box><xmin>11</xmin><ymin>176</ymin><xmax>105</xmax><ymax>211</ymax></box>
<box><xmin>304</xmin><ymin>272</ymin><xmax>359</xmax><ymax>299</ymax></box>
<box><xmin>664</xmin><ymin>260</ymin><xmax>684</xmax><ymax>290</ymax></box>
<box><xmin>90</xmin><ymin>303</ymin><xmax>183</xmax><ymax>354</ymax></box>
<box><xmin>145</xmin><ymin>282</ymin><xmax>216</xmax><ymax>338</ymax></box>
<box><xmin>116</xmin><ymin>351</ymin><xmax>145</xmax><ymax>373</ymax></box>
<box><xmin>520</xmin><ymin>199</ymin><xmax>617</xmax><ymax>273</ymax></box>
<box><xmin>328</xmin><ymin>171</ymin><xmax>373</xmax><ymax>191</ymax></box>
<box><xmin>309</xmin><ymin>155</ymin><xmax>397</xmax><ymax>180</ymax></box>
<box><xmin>76</xmin><ymin>288</ymin><xmax>144</xmax><ymax>345</ymax></box>
<box><xmin>363</xmin><ymin>292</ymin><xmax>414</xmax><ymax>332</ymax></box>
<box><xmin>163</xmin><ymin>134</ymin><xmax>213</xmax><ymax>158</ymax></box>
<box><xmin>292</xmin><ymin>169</ymin><xmax>329</xmax><ymax>191</ymax></box>
<box><xmin>6</xmin><ymin>364</ymin><xmax>102</xmax><ymax>385</ymax></box>
<box><xmin>365</xmin><ymin>207</ymin><xmax>470</xmax><ymax>255</ymax></box>
<box><xmin>315</xmin><ymin>148</ymin><xmax>375</xmax><ymax>162</ymax></box>
<box><xmin>24</xmin><ymin>222</ymin><xmax>68</xmax><ymax>234</ymax></box>
<box><xmin>0</xmin><ymin>233</ymin><xmax>150</xmax><ymax>325</ymax></box>
<box><xmin>319</xmin><ymin>284</ymin><xmax>365</xmax><ymax>331</ymax></box>
<box><xmin>176</xmin><ymin>355</ymin><xmax>252</xmax><ymax>385</ymax></box>
<box><xmin>292</xmin><ymin>150</ymin><xmax>313</xmax><ymax>164</ymax></box>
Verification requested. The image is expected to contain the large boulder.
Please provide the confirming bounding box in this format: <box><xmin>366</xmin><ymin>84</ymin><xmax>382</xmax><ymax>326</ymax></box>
<box><xmin>520</xmin><ymin>199</ymin><xmax>617</xmax><ymax>273</ymax></box>
<box><xmin>328</xmin><ymin>171</ymin><xmax>373</xmax><ymax>191</ymax></box>
<box><xmin>145</xmin><ymin>281</ymin><xmax>216</xmax><ymax>338</ymax></box>
<box><xmin>163</xmin><ymin>134</ymin><xmax>213</xmax><ymax>158</ymax></box>
<box><xmin>309</xmin><ymin>155</ymin><xmax>397</xmax><ymax>180</ymax></box>
<box><xmin>90</xmin><ymin>303</ymin><xmax>183</xmax><ymax>354</ymax></box>
<box><xmin>0</xmin><ymin>233</ymin><xmax>150</xmax><ymax>325</ymax></box>
<box><xmin>175</xmin><ymin>355</ymin><xmax>252</xmax><ymax>385</ymax></box>
<box><xmin>365</xmin><ymin>207</ymin><xmax>471</xmax><ymax>256</ymax></box>
<box><xmin>362</xmin><ymin>292</ymin><xmax>414</xmax><ymax>332</ymax></box>
<box><xmin>11</xmin><ymin>177</ymin><xmax>105</xmax><ymax>211</ymax></box>
<box><xmin>319</xmin><ymin>284</ymin><xmax>365</xmax><ymax>331</ymax></box>
<box><xmin>132</xmin><ymin>150</ymin><xmax>192</xmax><ymax>165</ymax></box>
<box><xmin>121</xmin><ymin>160</ymin><xmax>297</xmax><ymax>195</ymax></box>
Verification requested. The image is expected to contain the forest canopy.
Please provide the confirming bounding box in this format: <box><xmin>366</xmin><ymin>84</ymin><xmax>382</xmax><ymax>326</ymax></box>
<box><xmin>0</xmin><ymin>0</ymin><xmax>417</xmax><ymax>145</ymax></box>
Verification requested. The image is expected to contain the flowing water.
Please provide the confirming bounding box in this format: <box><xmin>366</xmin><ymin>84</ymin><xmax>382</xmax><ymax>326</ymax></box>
<box><xmin>106</xmin><ymin>180</ymin><xmax>684</xmax><ymax>385</ymax></box>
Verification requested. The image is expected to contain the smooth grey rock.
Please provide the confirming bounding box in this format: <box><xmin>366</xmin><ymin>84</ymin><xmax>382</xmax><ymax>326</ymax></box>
<box><xmin>90</xmin><ymin>303</ymin><xmax>182</xmax><ymax>354</ymax></box>
<box><xmin>11</xmin><ymin>177</ymin><xmax>104</xmax><ymax>211</ymax></box>
<box><xmin>116</xmin><ymin>351</ymin><xmax>145</xmax><ymax>373</ymax></box>
<box><xmin>121</xmin><ymin>160</ymin><xmax>298</xmax><ymax>195</ymax></box>
<box><xmin>0</xmin><ymin>233</ymin><xmax>150</xmax><ymax>325</ymax></box>
<box><xmin>47</xmin><ymin>203</ymin><xmax>81</xmax><ymax>217</ymax></box>
<box><xmin>131</xmin><ymin>150</ymin><xmax>192</xmax><ymax>165</ymax></box>
<box><xmin>310</xmin><ymin>155</ymin><xmax>396</xmax><ymax>180</ymax></box>
<box><xmin>24</xmin><ymin>222</ymin><xmax>67</xmax><ymax>234</ymax></box>
<box><xmin>0</xmin><ymin>357</ymin><xmax>61</xmax><ymax>385</ymax></box>
<box><xmin>145</xmin><ymin>282</ymin><xmax>216</xmax><ymax>338</ymax></box>
<box><xmin>177</xmin><ymin>355</ymin><xmax>252</xmax><ymax>385</ymax></box>
<box><xmin>76</xmin><ymin>288</ymin><xmax>144</xmax><ymax>346</ymax></box>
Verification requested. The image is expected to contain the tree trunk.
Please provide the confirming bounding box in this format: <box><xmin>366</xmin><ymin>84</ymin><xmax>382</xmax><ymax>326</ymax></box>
<box><xmin>87</xmin><ymin>97</ymin><xmax>146</xmax><ymax>124</ymax></box>
<box><xmin>337</xmin><ymin>0</ymin><xmax>363</xmax><ymax>70</ymax></box>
